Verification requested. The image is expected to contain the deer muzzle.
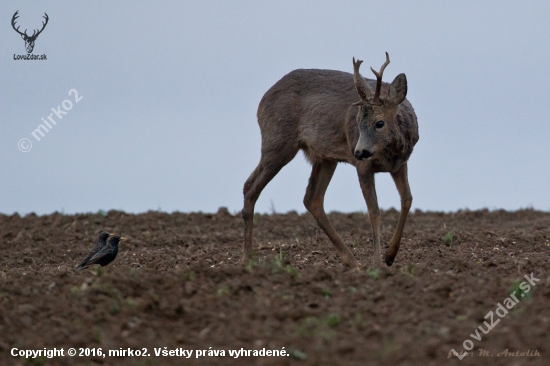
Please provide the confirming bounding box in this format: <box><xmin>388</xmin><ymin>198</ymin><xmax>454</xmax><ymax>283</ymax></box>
<box><xmin>354</xmin><ymin>149</ymin><xmax>373</xmax><ymax>160</ymax></box>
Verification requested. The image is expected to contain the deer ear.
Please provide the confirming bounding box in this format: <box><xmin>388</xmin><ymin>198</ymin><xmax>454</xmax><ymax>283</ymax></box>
<box><xmin>387</xmin><ymin>73</ymin><xmax>407</xmax><ymax>106</ymax></box>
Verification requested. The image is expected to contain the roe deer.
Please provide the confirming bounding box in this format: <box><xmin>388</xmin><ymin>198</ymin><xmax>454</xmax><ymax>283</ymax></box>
<box><xmin>242</xmin><ymin>53</ymin><xmax>419</xmax><ymax>268</ymax></box>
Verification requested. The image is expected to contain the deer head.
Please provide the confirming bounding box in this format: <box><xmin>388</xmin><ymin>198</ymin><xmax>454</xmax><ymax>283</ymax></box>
<box><xmin>12</xmin><ymin>11</ymin><xmax>49</xmax><ymax>54</ymax></box>
<box><xmin>352</xmin><ymin>52</ymin><xmax>408</xmax><ymax>162</ymax></box>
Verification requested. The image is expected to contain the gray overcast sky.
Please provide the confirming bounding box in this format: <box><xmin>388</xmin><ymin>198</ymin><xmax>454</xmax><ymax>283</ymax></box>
<box><xmin>1</xmin><ymin>1</ymin><xmax>549</xmax><ymax>215</ymax></box>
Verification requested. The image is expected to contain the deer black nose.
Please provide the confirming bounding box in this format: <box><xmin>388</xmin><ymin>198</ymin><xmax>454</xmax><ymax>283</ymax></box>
<box><xmin>354</xmin><ymin>149</ymin><xmax>373</xmax><ymax>160</ymax></box>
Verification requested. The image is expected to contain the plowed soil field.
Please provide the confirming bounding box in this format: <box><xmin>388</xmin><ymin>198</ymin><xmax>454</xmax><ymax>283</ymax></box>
<box><xmin>1</xmin><ymin>208</ymin><xmax>549</xmax><ymax>365</ymax></box>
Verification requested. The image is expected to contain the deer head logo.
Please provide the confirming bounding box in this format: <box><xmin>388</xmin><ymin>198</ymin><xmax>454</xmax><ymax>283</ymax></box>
<box><xmin>12</xmin><ymin>11</ymin><xmax>49</xmax><ymax>54</ymax></box>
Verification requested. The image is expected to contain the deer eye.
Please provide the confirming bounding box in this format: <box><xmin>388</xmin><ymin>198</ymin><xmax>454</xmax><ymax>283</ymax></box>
<box><xmin>375</xmin><ymin>120</ymin><xmax>385</xmax><ymax>129</ymax></box>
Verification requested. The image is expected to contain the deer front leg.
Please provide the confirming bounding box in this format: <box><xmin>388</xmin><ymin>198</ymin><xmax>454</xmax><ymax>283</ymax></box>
<box><xmin>385</xmin><ymin>163</ymin><xmax>412</xmax><ymax>266</ymax></box>
<box><xmin>357</xmin><ymin>168</ymin><xmax>383</xmax><ymax>267</ymax></box>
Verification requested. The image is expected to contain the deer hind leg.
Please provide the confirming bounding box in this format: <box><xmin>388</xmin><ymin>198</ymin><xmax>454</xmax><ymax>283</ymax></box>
<box><xmin>241</xmin><ymin>147</ymin><xmax>298</xmax><ymax>266</ymax></box>
<box><xmin>385</xmin><ymin>163</ymin><xmax>412</xmax><ymax>266</ymax></box>
<box><xmin>357</xmin><ymin>168</ymin><xmax>383</xmax><ymax>267</ymax></box>
<box><xmin>303</xmin><ymin>160</ymin><xmax>358</xmax><ymax>268</ymax></box>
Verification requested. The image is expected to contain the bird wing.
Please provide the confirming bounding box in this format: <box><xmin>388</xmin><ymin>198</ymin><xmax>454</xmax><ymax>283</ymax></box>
<box><xmin>76</xmin><ymin>244</ymin><xmax>100</xmax><ymax>266</ymax></box>
<box><xmin>87</xmin><ymin>245</ymin><xmax>115</xmax><ymax>265</ymax></box>
<box><xmin>75</xmin><ymin>240</ymin><xmax>105</xmax><ymax>270</ymax></box>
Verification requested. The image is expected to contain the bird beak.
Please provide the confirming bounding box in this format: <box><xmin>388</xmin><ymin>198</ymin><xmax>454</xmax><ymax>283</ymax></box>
<box><xmin>108</xmin><ymin>233</ymin><xmax>115</xmax><ymax>237</ymax></box>
<box><xmin>120</xmin><ymin>237</ymin><xmax>127</xmax><ymax>241</ymax></box>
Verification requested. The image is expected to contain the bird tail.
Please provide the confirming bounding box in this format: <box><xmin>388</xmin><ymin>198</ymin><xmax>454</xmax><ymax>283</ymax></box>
<box><xmin>74</xmin><ymin>264</ymin><xmax>88</xmax><ymax>271</ymax></box>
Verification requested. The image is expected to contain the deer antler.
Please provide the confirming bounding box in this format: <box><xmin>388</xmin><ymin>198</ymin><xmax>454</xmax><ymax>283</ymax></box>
<box><xmin>11</xmin><ymin>11</ymin><xmax>49</xmax><ymax>40</ymax></box>
<box><xmin>11</xmin><ymin>11</ymin><xmax>26</xmax><ymax>37</ymax></box>
<box><xmin>33</xmin><ymin>13</ymin><xmax>49</xmax><ymax>38</ymax></box>
<box><xmin>370</xmin><ymin>52</ymin><xmax>390</xmax><ymax>103</ymax></box>
<box><xmin>352</xmin><ymin>57</ymin><xmax>372</xmax><ymax>106</ymax></box>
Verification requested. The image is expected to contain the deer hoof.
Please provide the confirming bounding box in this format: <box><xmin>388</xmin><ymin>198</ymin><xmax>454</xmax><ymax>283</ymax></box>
<box><xmin>342</xmin><ymin>254</ymin><xmax>358</xmax><ymax>269</ymax></box>
<box><xmin>240</xmin><ymin>256</ymin><xmax>250</xmax><ymax>267</ymax></box>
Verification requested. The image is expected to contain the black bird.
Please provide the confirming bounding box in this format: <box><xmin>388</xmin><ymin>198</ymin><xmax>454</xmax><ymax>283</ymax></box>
<box><xmin>75</xmin><ymin>231</ymin><xmax>113</xmax><ymax>271</ymax></box>
<box><xmin>82</xmin><ymin>235</ymin><xmax>125</xmax><ymax>269</ymax></box>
